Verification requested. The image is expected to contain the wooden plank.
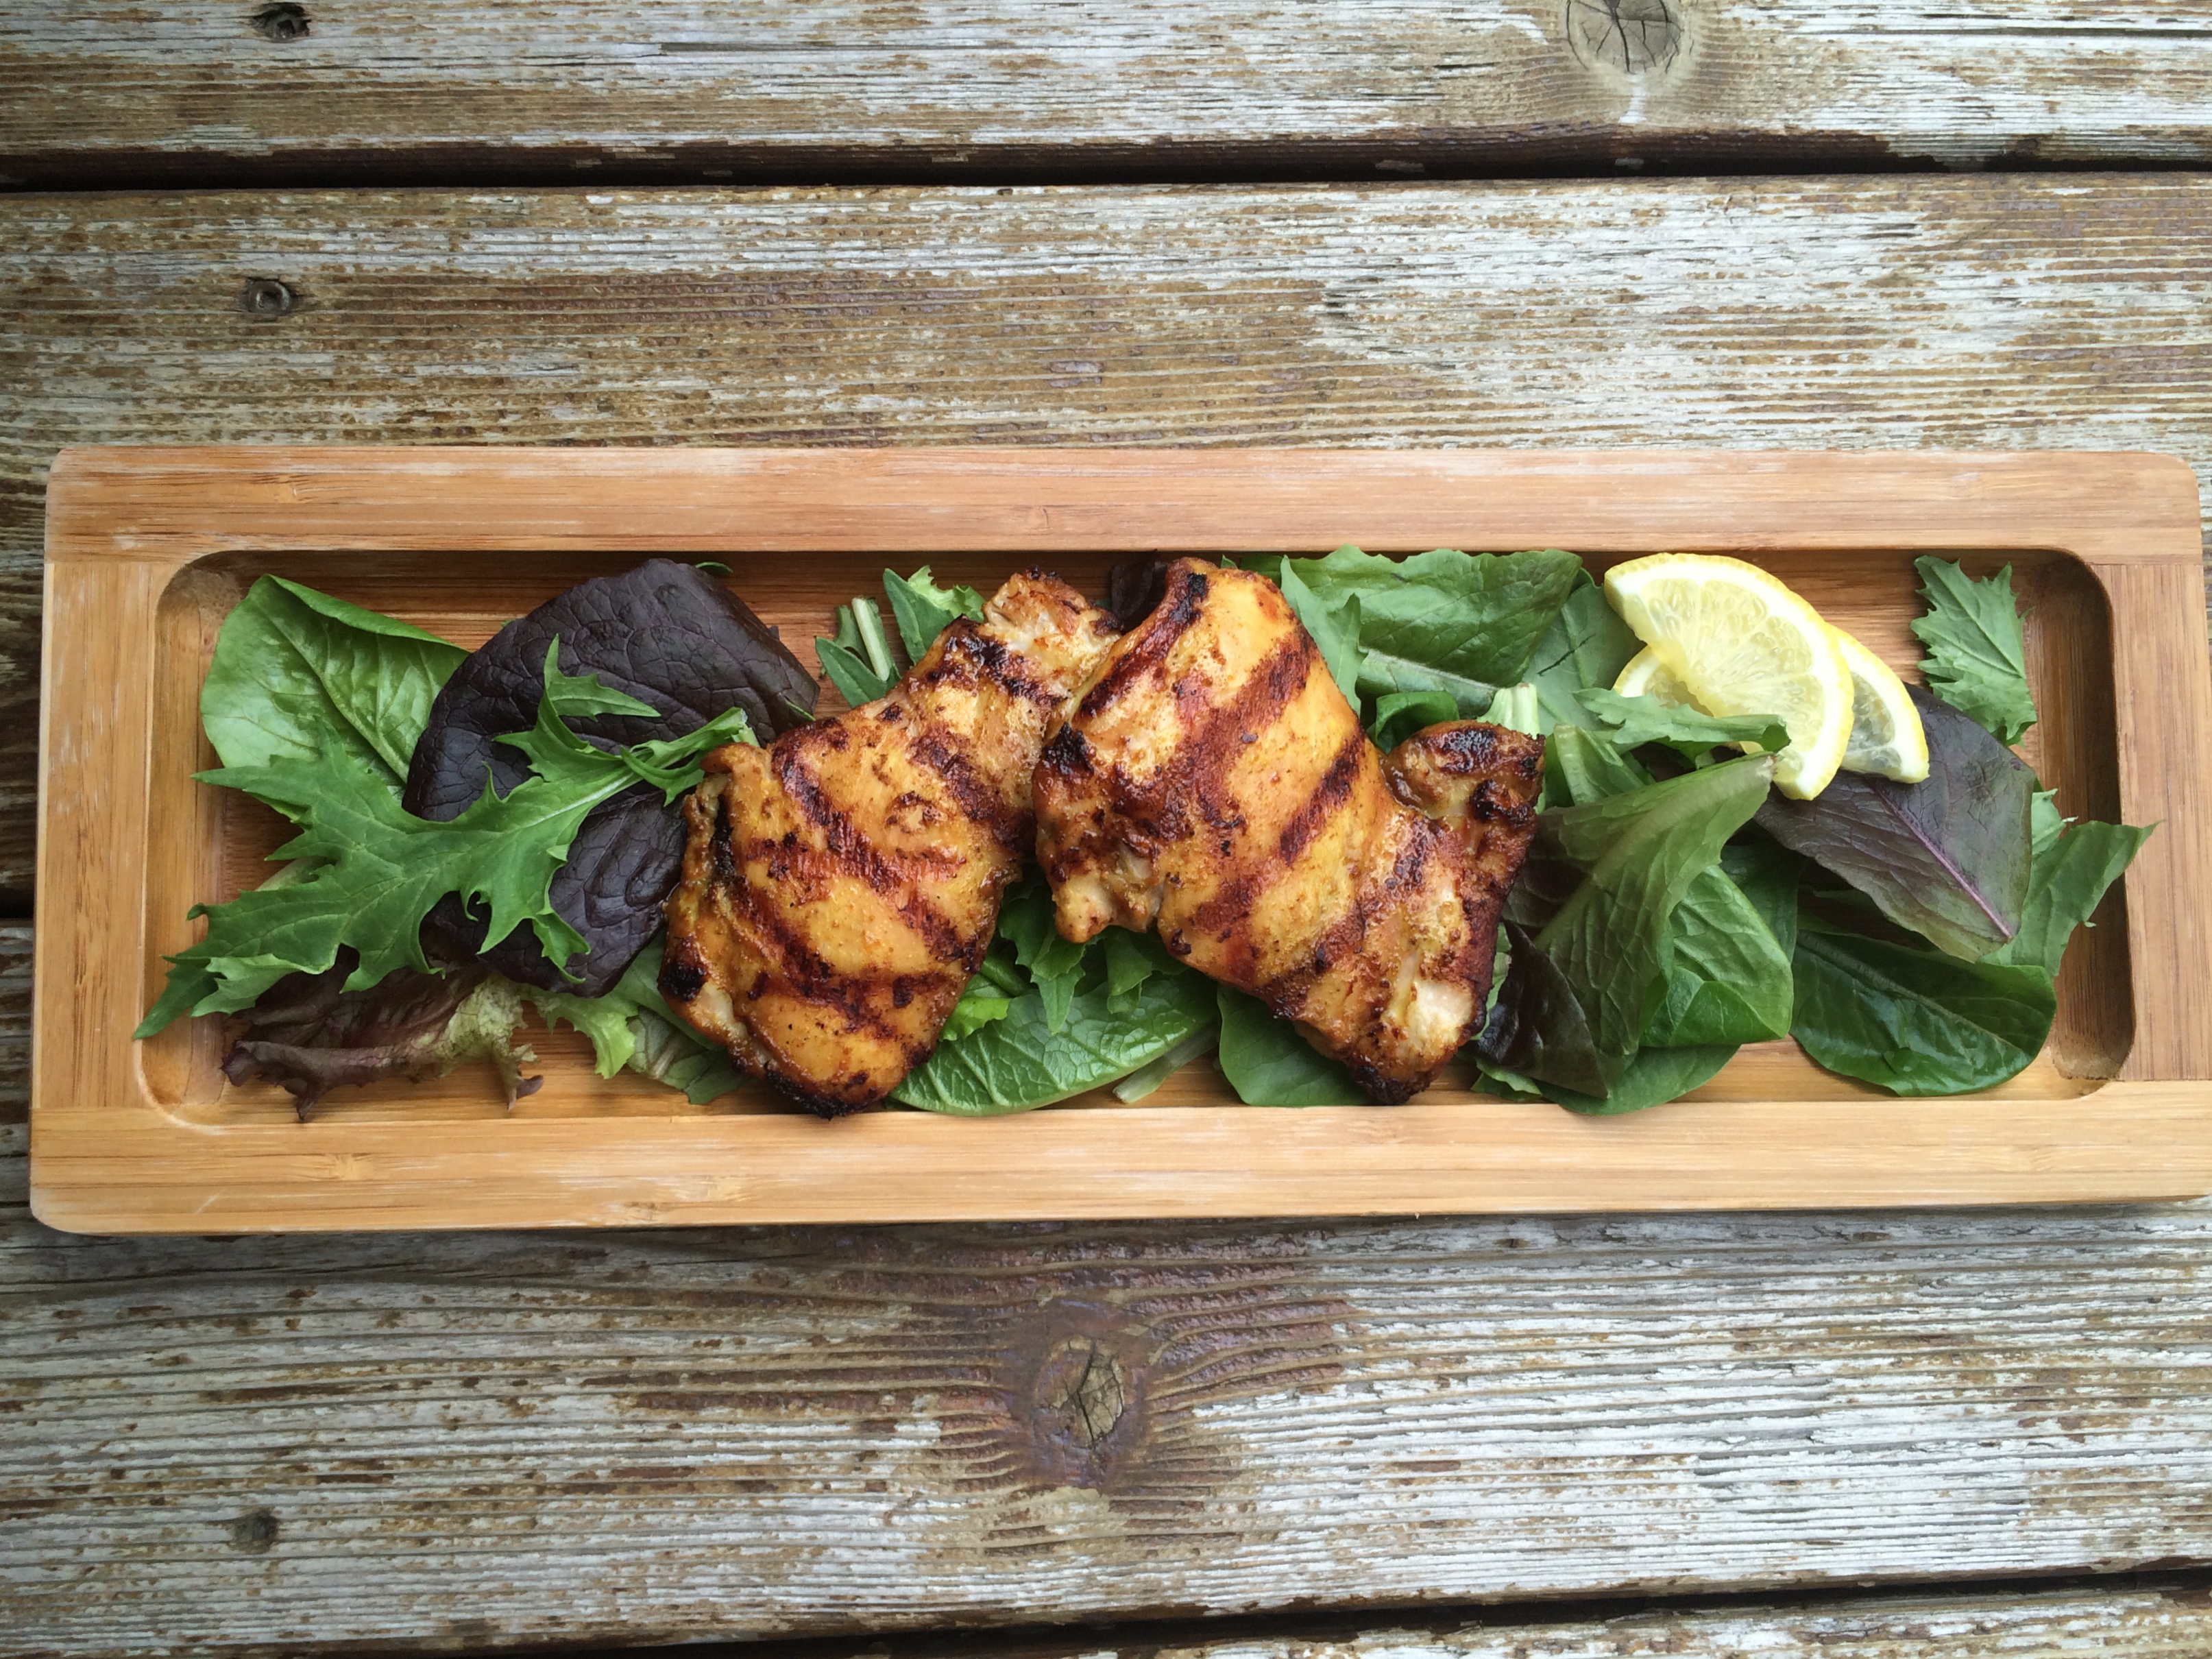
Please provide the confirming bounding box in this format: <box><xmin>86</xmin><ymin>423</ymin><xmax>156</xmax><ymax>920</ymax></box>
<box><xmin>2</xmin><ymin>175</ymin><xmax>2209</xmax><ymax>913</ymax></box>
<box><xmin>6</xmin><ymin>1173</ymin><xmax>2212</xmax><ymax>1651</ymax></box>
<box><xmin>5</xmin><ymin>1</ymin><xmax>2212</xmax><ymax>189</ymax></box>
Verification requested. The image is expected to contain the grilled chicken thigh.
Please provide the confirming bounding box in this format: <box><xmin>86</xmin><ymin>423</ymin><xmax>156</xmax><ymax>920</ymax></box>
<box><xmin>661</xmin><ymin>572</ymin><xmax>1121</xmax><ymax>1114</ymax></box>
<box><xmin>1034</xmin><ymin>559</ymin><xmax>1543</xmax><ymax>1102</ymax></box>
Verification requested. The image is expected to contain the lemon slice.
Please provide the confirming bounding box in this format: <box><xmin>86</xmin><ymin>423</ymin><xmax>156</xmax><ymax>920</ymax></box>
<box><xmin>1617</xmin><ymin>635</ymin><xmax>1930</xmax><ymax>784</ymax></box>
<box><xmin>1830</xmin><ymin>629</ymin><xmax>1929</xmax><ymax>783</ymax></box>
<box><xmin>1602</xmin><ymin>555</ymin><xmax>1855</xmax><ymax>799</ymax></box>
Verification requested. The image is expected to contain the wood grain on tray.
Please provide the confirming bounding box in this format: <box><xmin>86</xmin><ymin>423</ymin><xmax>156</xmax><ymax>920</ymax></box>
<box><xmin>29</xmin><ymin>446</ymin><xmax>2212</xmax><ymax>1231</ymax></box>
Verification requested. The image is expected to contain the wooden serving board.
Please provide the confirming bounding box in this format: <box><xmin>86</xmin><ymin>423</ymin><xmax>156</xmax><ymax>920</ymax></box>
<box><xmin>31</xmin><ymin>447</ymin><xmax>2212</xmax><ymax>1233</ymax></box>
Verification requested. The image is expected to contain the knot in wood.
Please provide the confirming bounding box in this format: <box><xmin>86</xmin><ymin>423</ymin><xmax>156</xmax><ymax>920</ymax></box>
<box><xmin>227</xmin><ymin>1508</ymin><xmax>278</xmax><ymax>1553</ymax></box>
<box><xmin>1036</xmin><ymin>1336</ymin><xmax>1126</xmax><ymax>1448</ymax></box>
<box><xmin>1565</xmin><ymin>0</ymin><xmax>1682</xmax><ymax>75</ymax></box>
<box><xmin>251</xmin><ymin>3</ymin><xmax>310</xmax><ymax>42</ymax></box>
<box><xmin>238</xmin><ymin>278</ymin><xmax>297</xmax><ymax>319</ymax></box>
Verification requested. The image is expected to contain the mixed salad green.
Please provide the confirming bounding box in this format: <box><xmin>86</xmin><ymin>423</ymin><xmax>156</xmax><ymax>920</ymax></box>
<box><xmin>142</xmin><ymin>548</ymin><xmax>2148</xmax><ymax>1120</ymax></box>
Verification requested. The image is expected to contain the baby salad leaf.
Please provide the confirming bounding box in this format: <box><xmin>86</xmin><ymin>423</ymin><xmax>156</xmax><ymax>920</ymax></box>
<box><xmin>1757</xmin><ymin>686</ymin><xmax>2032</xmax><ymax>960</ymax></box>
<box><xmin>1527</xmin><ymin>572</ymin><xmax>1640</xmax><ymax>734</ymax></box>
<box><xmin>1474</xmin><ymin>922</ymin><xmax>1611</xmax><ymax>1096</ymax></box>
<box><xmin>1640</xmin><ymin>869</ymin><xmax>1793</xmax><ymax>1048</ymax></box>
<box><xmin>1544</xmin><ymin>1043</ymin><xmax>1738</xmax><ymax>1116</ymax></box>
<box><xmin>997</xmin><ymin>873</ymin><xmax>1091</xmax><ymax>1032</ymax></box>
<box><xmin>815</xmin><ymin>597</ymin><xmax>897</xmax><ymax>706</ymax></box>
<box><xmin>137</xmin><ymin>650</ymin><xmax>753</xmax><ymax>1036</ymax></box>
<box><xmin>894</xmin><ymin>969</ymin><xmax>1216</xmax><ymax>1115</ymax></box>
<box><xmin>1984</xmin><ymin>816</ymin><xmax>2152</xmax><ymax>978</ymax></box>
<box><xmin>1372</xmin><ymin>689</ymin><xmax>1463</xmax><ymax>751</ymax></box>
<box><xmin>202</xmin><ymin>575</ymin><xmax>466</xmax><ymax>783</ymax></box>
<box><xmin>1481</xmin><ymin>683</ymin><xmax>1544</xmax><ymax>739</ymax></box>
<box><xmin>1546</xmin><ymin>724</ymin><xmax>1651</xmax><ymax>807</ymax></box>
<box><xmin>1912</xmin><ymin>557</ymin><xmax>2037</xmax><ymax>745</ymax></box>
<box><xmin>1276</xmin><ymin>560</ymin><xmax>1363</xmax><ymax>703</ymax></box>
<box><xmin>529</xmin><ymin>941</ymin><xmax>745</xmax><ymax>1100</ymax></box>
<box><xmin>883</xmin><ymin>566</ymin><xmax>986</xmax><ymax>662</ymax></box>
<box><xmin>1575</xmin><ymin>689</ymin><xmax>1790</xmax><ymax>765</ymax></box>
<box><xmin>1216</xmin><ymin>986</ymin><xmax>1367</xmax><ymax>1106</ymax></box>
<box><xmin>1791</xmin><ymin>920</ymin><xmax>2056</xmax><ymax>1095</ymax></box>
<box><xmin>1537</xmin><ymin>754</ymin><xmax>1775</xmax><ymax>1080</ymax></box>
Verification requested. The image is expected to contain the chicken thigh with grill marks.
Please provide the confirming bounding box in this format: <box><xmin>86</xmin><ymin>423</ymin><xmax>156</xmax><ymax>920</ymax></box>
<box><xmin>1034</xmin><ymin>559</ymin><xmax>1544</xmax><ymax>1102</ymax></box>
<box><xmin>661</xmin><ymin>571</ymin><xmax>1120</xmax><ymax>1115</ymax></box>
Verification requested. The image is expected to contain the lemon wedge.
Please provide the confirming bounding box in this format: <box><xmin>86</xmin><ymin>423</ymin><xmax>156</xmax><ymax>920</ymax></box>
<box><xmin>1602</xmin><ymin>554</ymin><xmax>1856</xmax><ymax>799</ymax></box>
<box><xmin>1617</xmin><ymin>633</ymin><xmax>1930</xmax><ymax>784</ymax></box>
<box><xmin>1830</xmin><ymin>629</ymin><xmax>1929</xmax><ymax>783</ymax></box>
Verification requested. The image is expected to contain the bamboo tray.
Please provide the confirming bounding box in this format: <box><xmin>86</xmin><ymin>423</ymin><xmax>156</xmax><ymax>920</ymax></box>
<box><xmin>32</xmin><ymin>447</ymin><xmax>2212</xmax><ymax>1233</ymax></box>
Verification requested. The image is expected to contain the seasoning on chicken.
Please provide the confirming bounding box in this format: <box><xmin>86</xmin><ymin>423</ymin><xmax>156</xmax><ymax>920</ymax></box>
<box><xmin>1034</xmin><ymin>558</ymin><xmax>1543</xmax><ymax>1103</ymax></box>
<box><xmin>660</xmin><ymin>572</ymin><xmax>1121</xmax><ymax>1115</ymax></box>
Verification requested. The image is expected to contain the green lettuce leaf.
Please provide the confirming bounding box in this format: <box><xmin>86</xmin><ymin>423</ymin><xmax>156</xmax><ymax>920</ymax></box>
<box><xmin>1371</xmin><ymin>690</ymin><xmax>1463</xmax><ymax>751</ymax></box>
<box><xmin>1791</xmin><ymin>920</ymin><xmax>2056</xmax><ymax>1095</ymax></box>
<box><xmin>1575</xmin><ymin>688</ymin><xmax>1789</xmax><ymax>764</ymax></box>
<box><xmin>1640</xmin><ymin>869</ymin><xmax>1793</xmax><ymax>1048</ymax></box>
<box><xmin>1527</xmin><ymin>572</ymin><xmax>1640</xmax><ymax>734</ymax></box>
<box><xmin>893</xmin><ymin>969</ymin><xmax>1215</xmax><ymax>1115</ymax></box>
<box><xmin>883</xmin><ymin>566</ymin><xmax>986</xmax><ymax>662</ymax></box>
<box><xmin>1216</xmin><ymin>986</ymin><xmax>1366</xmax><ymax>1106</ymax></box>
<box><xmin>201</xmin><ymin>574</ymin><xmax>466</xmax><ymax>783</ymax></box>
<box><xmin>1535</xmin><ymin>754</ymin><xmax>1775</xmax><ymax>1081</ymax></box>
<box><xmin>1984</xmin><ymin>816</ymin><xmax>2152</xmax><ymax>977</ymax></box>
<box><xmin>1276</xmin><ymin>559</ymin><xmax>1363</xmax><ymax>703</ymax></box>
<box><xmin>1912</xmin><ymin>557</ymin><xmax>2037</xmax><ymax>745</ymax></box>
<box><xmin>1544</xmin><ymin>1043</ymin><xmax>1737</xmax><ymax>1116</ymax></box>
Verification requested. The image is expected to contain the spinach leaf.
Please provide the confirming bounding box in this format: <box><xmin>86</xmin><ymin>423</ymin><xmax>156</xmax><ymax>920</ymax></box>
<box><xmin>893</xmin><ymin>969</ymin><xmax>1216</xmax><ymax>1115</ymax></box>
<box><xmin>1722</xmin><ymin>835</ymin><xmax>1805</xmax><ymax>958</ymax></box>
<box><xmin>997</xmin><ymin>873</ymin><xmax>1090</xmax><ymax>1032</ymax></box>
<box><xmin>138</xmin><ymin>651</ymin><xmax>753</xmax><ymax>1035</ymax></box>
<box><xmin>883</xmin><ymin>566</ymin><xmax>986</xmax><ymax>662</ymax></box>
<box><xmin>814</xmin><ymin>597</ymin><xmax>897</xmax><ymax>705</ymax></box>
<box><xmin>1474</xmin><ymin>923</ymin><xmax>1610</xmax><ymax>1095</ymax></box>
<box><xmin>1538</xmin><ymin>754</ymin><xmax>1775</xmax><ymax>1079</ymax></box>
<box><xmin>1253</xmin><ymin>544</ymin><xmax>1577</xmax><ymax>714</ymax></box>
<box><xmin>202</xmin><ymin>575</ymin><xmax>467</xmax><ymax>784</ymax></box>
<box><xmin>1544</xmin><ymin>1043</ymin><xmax>1738</xmax><ymax>1116</ymax></box>
<box><xmin>1757</xmin><ymin>686</ymin><xmax>2032</xmax><ymax>960</ymax></box>
<box><xmin>1527</xmin><ymin>572</ymin><xmax>1640</xmax><ymax>734</ymax></box>
<box><xmin>1216</xmin><ymin>986</ymin><xmax>1367</xmax><ymax>1106</ymax></box>
<box><xmin>1372</xmin><ymin>689</ymin><xmax>1463</xmax><ymax>750</ymax></box>
<box><xmin>1791</xmin><ymin>921</ymin><xmax>2055</xmax><ymax>1095</ymax></box>
<box><xmin>1640</xmin><ymin>869</ymin><xmax>1792</xmax><ymax>1048</ymax></box>
<box><xmin>1984</xmin><ymin>816</ymin><xmax>2152</xmax><ymax>977</ymax></box>
<box><xmin>1546</xmin><ymin>724</ymin><xmax>1651</xmax><ymax>806</ymax></box>
<box><xmin>1575</xmin><ymin>688</ymin><xmax>1790</xmax><ymax>764</ymax></box>
<box><xmin>1276</xmin><ymin>560</ymin><xmax>1363</xmax><ymax>703</ymax></box>
<box><xmin>1912</xmin><ymin>557</ymin><xmax>2037</xmax><ymax>744</ymax></box>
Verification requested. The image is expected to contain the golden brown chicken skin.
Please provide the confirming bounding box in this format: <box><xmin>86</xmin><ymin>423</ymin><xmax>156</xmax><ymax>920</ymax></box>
<box><xmin>661</xmin><ymin>572</ymin><xmax>1121</xmax><ymax>1115</ymax></box>
<box><xmin>1034</xmin><ymin>559</ymin><xmax>1543</xmax><ymax>1103</ymax></box>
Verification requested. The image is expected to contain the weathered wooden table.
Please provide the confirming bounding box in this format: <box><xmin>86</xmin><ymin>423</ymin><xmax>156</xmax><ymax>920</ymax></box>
<box><xmin>6</xmin><ymin>5</ymin><xmax>2212</xmax><ymax>1654</ymax></box>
